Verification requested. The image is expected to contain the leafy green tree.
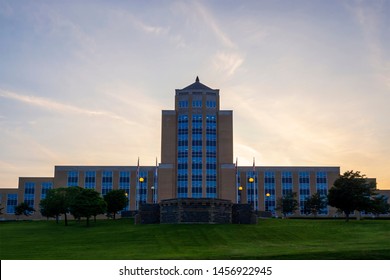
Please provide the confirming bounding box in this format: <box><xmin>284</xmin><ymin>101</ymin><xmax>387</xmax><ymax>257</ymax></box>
<box><xmin>40</xmin><ymin>189</ymin><xmax>66</xmax><ymax>223</ymax></box>
<box><xmin>15</xmin><ymin>202</ymin><xmax>35</xmax><ymax>217</ymax></box>
<box><xmin>69</xmin><ymin>188</ymin><xmax>106</xmax><ymax>226</ymax></box>
<box><xmin>369</xmin><ymin>195</ymin><xmax>390</xmax><ymax>217</ymax></box>
<box><xmin>104</xmin><ymin>189</ymin><xmax>128</xmax><ymax>219</ymax></box>
<box><xmin>39</xmin><ymin>187</ymin><xmax>82</xmax><ymax>225</ymax></box>
<box><xmin>328</xmin><ymin>170</ymin><xmax>376</xmax><ymax>221</ymax></box>
<box><xmin>276</xmin><ymin>192</ymin><xmax>299</xmax><ymax>218</ymax></box>
<box><xmin>93</xmin><ymin>199</ymin><xmax>107</xmax><ymax>222</ymax></box>
<box><xmin>39</xmin><ymin>198</ymin><xmax>57</xmax><ymax>221</ymax></box>
<box><xmin>304</xmin><ymin>193</ymin><xmax>327</xmax><ymax>218</ymax></box>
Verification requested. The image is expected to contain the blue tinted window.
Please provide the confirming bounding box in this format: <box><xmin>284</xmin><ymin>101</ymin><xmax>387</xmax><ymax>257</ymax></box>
<box><xmin>299</xmin><ymin>172</ymin><xmax>311</xmax><ymax>214</ymax></box>
<box><xmin>7</xmin><ymin>194</ymin><xmax>18</xmax><ymax>214</ymax></box>
<box><xmin>138</xmin><ymin>171</ymin><xmax>148</xmax><ymax>204</ymax></box>
<box><xmin>282</xmin><ymin>172</ymin><xmax>293</xmax><ymax>196</ymax></box>
<box><xmin>316</xmin><ymin>172</ymin><xmax>328</xmax><ymax>214</ymax></box>
<box><xmin>264</xmin><ymin>172</ymin><xmax>276</xmax><ymax>214</ymax></box>
<box><xmin>177</xmin><ymin>114</ymin><xmax>189</xmax><ymax>198</ymax></box>
<box><xmin>119</xmin><ymin>171</ymin><xmax>130</xmax><ymax>210</ymax></box>
<box><xmin>24</xmin><ymin>182</ymin><xmax>35</xmax><ymax>208</ymax></box>
<box><xmin>67</xmin><ymin>171</ymin><xmax>78</xmax><ymax>187</ymax></box>
<box><xmin>85</xmin><ymin>171</ymin><xmax>96</xmax><ymax>189</ymax></box>
<box><xmin>206</xmin><ymin>100</ymin><xmax>216</xmax><ymax>108</ymax></box>
<box><xmin>247</xmin><ymin>171</ymin><xmax>258</xmax><ymax>209</ymax></box>
<box><xmin>192</xmin><ymin>100</ymin><xmax>202</xmax><ymax>108</ymax></box>
<box><xmin>41</xmin><ymin>182</ymin><xmax>53</xmax><ymax>199</ymax></box>
<box><xmin>178</xmin><ymin>100</ymin><xmax>188</xmax><ymax>108</ymax></box>
<box><xmin>102</xmin><ymin>171</ymin><xmax>113</xmax><ymax>195</ymax></box>
<box><xmin>205</xmin><ymin>115</ymin><xmax>217</xmax><ymax>198</ymax></box>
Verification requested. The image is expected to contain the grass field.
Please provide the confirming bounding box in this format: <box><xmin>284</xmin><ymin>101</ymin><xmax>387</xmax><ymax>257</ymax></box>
<box><xmin>0</xmin><ymin>219</ymin><xmax>389</xmax><ymax>260</ymax></box>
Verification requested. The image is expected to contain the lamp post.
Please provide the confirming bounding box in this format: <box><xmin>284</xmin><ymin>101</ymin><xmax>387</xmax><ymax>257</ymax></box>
<box><xmin>248</xmin><ymin>177</ymin><xmax>254</xmax><ymax>210</ymax></box>
<box><xmin>125</xmin><ymin>192</ymin><xmax>129</xmax><ymax>209</ymax></box>
<box><xmin>151</xmin><ymin>186</ymin><xmax>155</xmax><ymax>204</ymax></box>
<box><xmin>265</xmin><ymin>192</ymin><xmax>271</xmax><ymax>212</ymax></box>
<box><xmin>238</xmin><ymin>186</ymin><xmax>243</xmax><ymax>204</ymax></box>
<box><xmin>138</xmin><ymin>177</ymin><xmax>144</xmax><ymax>208</ymax></box>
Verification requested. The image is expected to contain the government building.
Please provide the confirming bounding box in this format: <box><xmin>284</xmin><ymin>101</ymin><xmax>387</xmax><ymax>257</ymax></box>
<box><xmin>1</xmin><ymin>77</ymin><xmax>389</xmax><ymax>220</ymax></box>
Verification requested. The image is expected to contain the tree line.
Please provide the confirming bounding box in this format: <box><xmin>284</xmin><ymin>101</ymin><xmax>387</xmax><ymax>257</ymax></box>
<box><xmin>276</xmin><ymin>170</ymin><xmax>390</xmax><ymax>220</ymax></box>
<box><xmin>10</xmin><ymin>188</ymin><xmax>128</xmax><ymax>226</ymax></box>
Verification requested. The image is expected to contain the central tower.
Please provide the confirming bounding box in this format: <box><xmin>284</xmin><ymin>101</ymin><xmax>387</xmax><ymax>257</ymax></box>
<box><xmin>159</xmin><ymin>77</ymin><xmax>235</xmax><ymax>201</ymax></box>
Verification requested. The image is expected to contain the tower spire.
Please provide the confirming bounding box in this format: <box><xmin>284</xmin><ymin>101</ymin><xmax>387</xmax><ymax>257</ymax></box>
<box><xmin>196</xmin><ymin>76</ymin><xmax>199</xmax><ymax>83</ymax></box>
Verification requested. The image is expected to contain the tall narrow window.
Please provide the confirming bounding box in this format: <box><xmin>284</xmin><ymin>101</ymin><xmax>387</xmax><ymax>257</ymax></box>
<box><xmin>282</xmin><ymin>171</ymin><xmax>293</xmax><ymax>196</ymax></box>
<box><xmin>119</xmin><ymin>171</ymin><xmax>130</xmax><ymax>211</ymax></box>
<box><xmin>206</xmin><ymin>115</ymin><xmax>217</xmax><ymax>198</ymax></box>
<box><xmin>138</xmin><ymin>171</ymin><xmax>148</xmax><ymax>204</ymax></box>
<box><xmin>67</xmin><ymin>171</ymin><xmax>78</xmax><ymax>187</ymax></box>
<box><xmin>264</xmin><ymin>172</ymin><xmax>276</xmax><ymax>214</ymax></box>
<box><xmin>85</xmin><ymin>171</ymin><xmax>96</xmax><ymax>189</ymax></box>
<box><xmin>6</xmin><ymin>194</ymin><xmax>18</xmax><ymax>214</ymax></box>
<box><xmin>177</xmin><ymin>114</ymin><xmax>188</xmax><ymax>198</ymax></box>
<box><xmin>316</xmin><ymin>172</ymin><xmax>328</xmax><ymax>214</ymax></box>
<box><xmin>24</xmin><ymin>182</ymin><xmax>35</xmax><ymax>209</ymax></box>
<box><xmin>41</xmin><ymin>182</ymin><xmax>53</xmax><ymax>199</ymax></box>
<box><xmin>299</xmin><ymin>172</ymin><xmax>310</xmax><ymax>215</ymax></box>
<box><xmin>102</xmin><ymin>171</ymin><xmax>113</xmax><ymax>196</ymax></box>
<box><xmin>192</xmin><ymin>114</ymin><xmax>203</xmax><ymax>198</ymax></box>
<box><xmin>247</xmin><ymin>171</ymin><xmax>258</xmax><ymax>210</ymax></box>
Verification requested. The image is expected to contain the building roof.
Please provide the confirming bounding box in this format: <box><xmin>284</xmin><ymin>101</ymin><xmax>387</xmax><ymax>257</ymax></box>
<box><xmin>181</xmin><ymin>76</ymin><xmax>215</xmax><ymax>91</ymax></box>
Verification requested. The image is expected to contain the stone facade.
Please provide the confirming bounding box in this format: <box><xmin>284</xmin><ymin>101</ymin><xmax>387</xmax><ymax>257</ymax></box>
<box><xmin>160</xmin><ymin>198</ymin><xmax>232</xmax><ymax>224</ymax></box>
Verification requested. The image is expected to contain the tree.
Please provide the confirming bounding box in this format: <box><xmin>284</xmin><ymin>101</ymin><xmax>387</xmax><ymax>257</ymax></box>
<box><xmin>369</xmin><ymin>195</ymin><xmax>390</xmax><ymax>217</ymax></box>
<box><xmin>304</xmin><ymin>193</ymin><xmax>327</xmax><ymax>218</ymax></box>
<box><xmin>39</xmin><ymin>198</ymin><xmax>57</xmax><ymax>221</ymax></box>
<box><xmin>92</xmin><ymin>199</ymin><xmax>107</xmax><ymax>222</ymax></box>
<box><xmin>69</xmin><ymin>188</ymin><xmax>106</xmax><ymax>226</ymax></box>
<box><xmin>39</xmin><ymin>187</ymin><xmax>82</xmax><ymax>225</ymax></box>
<box><xmin>328</xmin><ymin>170</ymin><xmax>376</xmax><ymax>221</ymax></box>
<box><xmin>15</xmin><ymin>202</ymin><xmax>35</xmax><ymax>217</ymax></box>
<box><xmin>276</xmin><ymin>192</ymin><xmax>299</xmax><ymax>218</ymax></box>
<box><xmin>104</xmin><ymin>189</ymin><xmax>128</xmax><ymax>219</ymax></box>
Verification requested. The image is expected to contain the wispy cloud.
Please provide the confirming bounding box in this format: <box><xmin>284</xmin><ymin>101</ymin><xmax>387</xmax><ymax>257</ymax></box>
<box><xmin>345</xmin><ymin>0</ymin><xmax>390</xmax><ymax>89</ymax></box>
<box><xmin>0</xmin><ymin>89</ymin><xmax>137</xmax><ymax>126</ymax></box>
<box><xmin>192</xmin><ymin>1</ymin><xmax>236</xmax><ymax>49</ymax></box>
<box><xmin>109</xmin><ymin>9</ymin><xmax>169</xmax><ymax>36</ymax></box>
<box><xmin>212</xmin><ymin>51</ymin><xmax>245</xmax><ymax>76</ymax></box>
<box><xmin>188</xmin><ymin>2</ymin><xmax>245</xmax><ymax>76</ymax></box>
<box><xmin>133</xmin><ymin>18</ymin><xmax>168</xmax><ymax>35</ymax></box>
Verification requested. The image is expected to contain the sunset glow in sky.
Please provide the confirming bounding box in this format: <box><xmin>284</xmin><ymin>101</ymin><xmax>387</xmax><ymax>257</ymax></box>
<box><xmin>1</xmin><ymin>0</ymin><xmax>389</xmax><ymax>189</ymax></box>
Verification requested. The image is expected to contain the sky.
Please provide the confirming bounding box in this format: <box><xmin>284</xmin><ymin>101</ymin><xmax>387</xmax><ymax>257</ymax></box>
<box><xmin>0</xmin><ymin>0</ymin><xmax>389</xmax><ymax>190</ymax></box>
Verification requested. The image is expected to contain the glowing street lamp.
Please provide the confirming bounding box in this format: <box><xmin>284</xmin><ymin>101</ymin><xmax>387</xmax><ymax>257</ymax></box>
<box><xmin>248</xmin><ymin>177</ymin><xmax>255</xmax><ymax>210</ymax></box>
<box><xmin>151</xmin><ymin>186</ymin><xmax>155</xmax><ymax>204</ymax></box>
<box><xmin>238</xmin><ymin>186</ymin><xmax>243</xmax><ymax>204</ymax></box>
<box><xmin>137</xmin><ymin>177</ymin><xmax>145</xmax><ymax>209</ymax></box>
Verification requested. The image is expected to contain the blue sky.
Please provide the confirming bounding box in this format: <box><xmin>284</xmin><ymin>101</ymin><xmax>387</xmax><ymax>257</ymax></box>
<box><xmin>0</xmin><ymin>0</ymin><xmax>389</xmax><ymax>189</ymax></box>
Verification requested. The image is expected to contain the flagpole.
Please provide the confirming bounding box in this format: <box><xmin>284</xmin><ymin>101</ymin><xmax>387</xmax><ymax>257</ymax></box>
<box><xmin>235</xmin><ymin>158</ymin><xmax>238</xmax><ymax>203</ymax></box>
<box><xmin>154</xmin><ymin>157</ymin><xmax>158</xmax><ymax>204</ymax></box>
<box><xmin>253</xmin><ymin>157</ymin><xmax>256</xmax><ymax>211</ymax></box>
<box><xmin>136</xmin><ymin>157</ymin><xmax>139</xmax><ymax>211</ymax></box>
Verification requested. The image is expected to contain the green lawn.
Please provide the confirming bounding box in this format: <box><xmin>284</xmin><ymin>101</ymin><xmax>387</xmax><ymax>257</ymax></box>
<box><xmin>1</xmin><ymin>219</ymin><xmax>389</xmax><ymax>260</ymax></box>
